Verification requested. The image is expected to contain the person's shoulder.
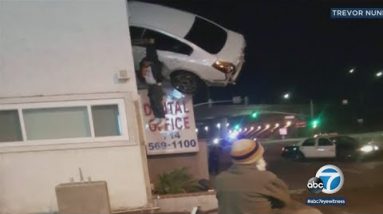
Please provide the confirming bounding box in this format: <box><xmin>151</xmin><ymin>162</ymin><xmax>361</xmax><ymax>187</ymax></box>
<box><xmin>257</xmin><ymin>170</ymin><xmax>278</xmax><ymax>180</ymax></box>
<box><xmin>214</xmin><ymin>171</ymin><xmax>228</xmax><ymax>188</ymax></box>
<box><xmin>215</xmin><ymin>170</ymin><xmax>234</xmax><ymax>182</ymax></box>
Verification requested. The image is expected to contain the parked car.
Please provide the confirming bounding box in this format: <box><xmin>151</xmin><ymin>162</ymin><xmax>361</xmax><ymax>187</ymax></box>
<box><xmin>128</xmin><ymin>1</ymin><xmax>246</xmax><ymax>94</ymax></box>
<box><xmin>281</xmin><ymin>135</ymin><xmax>380</xmax><ymax>160</ymax></box>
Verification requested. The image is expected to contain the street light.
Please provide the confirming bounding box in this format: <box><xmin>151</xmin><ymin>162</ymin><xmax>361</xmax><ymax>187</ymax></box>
<box><xmin>348</xmin><ymin>68</ymin><xmax>355</xmax><ymax>74</ymax></box>
<box><xmin>213</xmin><ymin>138</ymin><xmax>220</xmax><ymax>145</ymax></box>
<box><xmin>376</xmin><ymin>71</ymin><xmax>383</xmax><ymax>78</ymax></box>
<box><xmin>283</xmin><ymin>93</ymin><xmax>290</xmax><ymax>100</ymax></box>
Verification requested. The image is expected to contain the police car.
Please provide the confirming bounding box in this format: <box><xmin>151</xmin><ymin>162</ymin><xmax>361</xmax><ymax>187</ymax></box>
<box><xmin>281</xmin><ymin>135</ymin><xmax>380</xmax><ymax>160</ymax></box>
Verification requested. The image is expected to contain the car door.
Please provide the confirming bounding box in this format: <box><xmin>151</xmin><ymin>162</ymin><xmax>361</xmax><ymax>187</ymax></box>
<box><xmin>317</xmin><ymin>138</ymin><xmax>336</xmax><ymax>158</ymax></box>
<box><xmin>299</xmin><ymin>138</ymin><xmax>316</xmax><ymax>158</ymax></box>
<box><xmin>331</xmin><ymin>136</ymin><xmax>359</xmax><ymax>158</ymax></box>
<box><xmin>143</xmin><ymin>28</ymin><xmax>193</xmax><ymax>77</ymax></box>
<box><xmin>134</xmin><ymin>27</ymin><xmax>194</xmax><ymax>78</ymax></box>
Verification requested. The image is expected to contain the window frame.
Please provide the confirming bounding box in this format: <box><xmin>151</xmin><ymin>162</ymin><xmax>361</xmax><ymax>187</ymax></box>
<box><xmin>0</xmin><ymin>99</ymin><xmax>129</xmax><ymax>147</ymax></box>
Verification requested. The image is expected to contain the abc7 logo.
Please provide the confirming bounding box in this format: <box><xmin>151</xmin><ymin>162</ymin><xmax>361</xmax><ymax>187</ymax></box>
<box><xmin>307</xmin><ymin>164</ymin><xmax>344</xmax><ymax>194</ymax></box>
<box><xmin>307</xmin><ymin>177</ymin><xmax>324</xmax><ymax>194</ymax></box>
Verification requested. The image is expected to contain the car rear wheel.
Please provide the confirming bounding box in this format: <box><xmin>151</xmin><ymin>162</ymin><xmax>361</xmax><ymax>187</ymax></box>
<box><xmin>337</xmin><ymin>149</ymin><xmax>355</xmax><ymax>161</ymax></box>
<box><xmin>292</xmin><ymin>152</ymin><xmax>305</xmax><ymax>161</ymax></box>
<box><xmin>170</xmin><ymin>71</ymin><xmax>203</xmax><ymax>94</ymax></box>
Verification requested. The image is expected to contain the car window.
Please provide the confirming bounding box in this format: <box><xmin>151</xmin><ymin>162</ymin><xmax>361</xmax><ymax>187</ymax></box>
<box><xmin>302</xmin><ymin>138</ymin><xmax>315</xmax><ymax>146</ymax></box>
<box><xmin>318</xmin><ymin>138</ymin><xmax>333</xmax><ymax>146</ymax></box>
<box><xmin>184</xmin><ymin>16</ymin><xmax>227</xmax><ymax>54</ymax></box>
<box><xmin>130</xmin><ymin>26</ymin><xmax>193</xmax><ymax>55</ymax></box>
<box><xmin>331</xmin><ymin>136</ymin><xmax>358</xmax><ymax>145</ymax></box>
<box><xmin>331</xmin><ymin>136</ymin><xmax>358</xmax><ymax>149</ymax></box>
<box><xmin>130</xmin><ymin>26</ymin><xmax>145</xmax><ymax>40</ymax></box>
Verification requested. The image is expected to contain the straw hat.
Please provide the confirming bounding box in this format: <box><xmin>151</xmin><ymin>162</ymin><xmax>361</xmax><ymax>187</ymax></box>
<box><xmin>230</xmin><ymin>139</ymin><xmax>264</xmax><ymax>164</ymax></box>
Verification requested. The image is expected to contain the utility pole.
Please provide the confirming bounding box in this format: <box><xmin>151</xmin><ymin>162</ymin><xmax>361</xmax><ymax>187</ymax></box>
<box><xmin>310</xmin><ymin>99</ymin><xmax>314</xmax><ymax>119</ymax></box>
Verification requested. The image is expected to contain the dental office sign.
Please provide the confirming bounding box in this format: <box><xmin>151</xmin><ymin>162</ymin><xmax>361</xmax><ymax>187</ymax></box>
<box><xmin>139</xmin><ymin>89</ymin><xmax>199</xmax><ymax>155</ymax></box>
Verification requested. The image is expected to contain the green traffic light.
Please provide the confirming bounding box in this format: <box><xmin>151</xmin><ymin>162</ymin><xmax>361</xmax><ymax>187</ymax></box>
<box><xmin>311</xmin><ymin>119</ymin><xmax>320</xmax><ymax>129</ymax></box>
<box><xmin>251</xmin><ymin>112</ymin><xmax>258</xmax><ymax>119</ymax></box>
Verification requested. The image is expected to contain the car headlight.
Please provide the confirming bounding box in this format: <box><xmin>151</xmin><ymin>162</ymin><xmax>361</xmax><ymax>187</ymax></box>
<box><xmin>374</xmin><ymin>145</ymin><xmax>379</xmax><ymax>151</ymax></box>
<box><xmin>212</xmin><ymin>60</ymin><xmax>235</xmax><ymax>74</ymax></box>
<box><xmin>360</xmin><ymin>145</ymin><xmax>374</xmax><ymax>153</ymax></box>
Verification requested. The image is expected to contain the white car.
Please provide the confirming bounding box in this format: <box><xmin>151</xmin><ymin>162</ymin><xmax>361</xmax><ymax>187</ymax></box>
<box><xmin>297</xmin><ymin>137</ymin><xmax>336</xmax><ymax>159</ymax></box>
<box><xmin>128</xmin><ymin>1</ymin><xmax>246</xmax><ymax>94</ymax></box>
<box><xmin>282</xmin><ymin>135</ymin><xmax>381</xmax><ymax>160</ymax></box>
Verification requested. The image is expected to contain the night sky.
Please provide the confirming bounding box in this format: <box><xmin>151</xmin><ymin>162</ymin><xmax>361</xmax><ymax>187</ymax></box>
<box><xmin>138</xmin><ymin>0</ymin><xmax>383</xmax><ymax>106</ymax></box>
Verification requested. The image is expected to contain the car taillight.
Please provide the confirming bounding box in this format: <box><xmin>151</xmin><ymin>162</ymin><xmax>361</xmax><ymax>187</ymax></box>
<box><xmin>212</xmin><ymin>60</ymin><xmax>235</xmax><ymax>74</ymax></box>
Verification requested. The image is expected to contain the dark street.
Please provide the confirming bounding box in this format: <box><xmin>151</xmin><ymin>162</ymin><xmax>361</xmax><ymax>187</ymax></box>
<box><xmin>211</xmin><ymin>139</ymin><xmax>383</xmax><ymax>214</ymax></box>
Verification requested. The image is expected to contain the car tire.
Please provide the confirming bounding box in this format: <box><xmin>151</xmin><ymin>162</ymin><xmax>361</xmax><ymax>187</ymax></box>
<box><xmin>293</xmin><ymin>152</ymin><xmax>304</xmax><ymax>161</ymax></box>
<box><xmin>170</xmin><ymin>71</ymin><xmax>204</xmax><ymax>94</ymax></box>
<box><xmin>337</xmin><ymin>149</ymin><xmax>354</xmax><ymax>161</ymax></box>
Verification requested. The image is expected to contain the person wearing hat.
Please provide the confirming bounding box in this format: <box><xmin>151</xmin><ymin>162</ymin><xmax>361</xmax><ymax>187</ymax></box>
<box><xmin>214</xmin><ymin>139</ymin><xmax>322</xmax><ymax>214</ymax></box>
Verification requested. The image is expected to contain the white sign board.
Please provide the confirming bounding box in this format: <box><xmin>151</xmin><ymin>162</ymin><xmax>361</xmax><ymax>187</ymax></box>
<box><xmin>279</xmin><ymin>128</ymin><xmax>288</xmax><ymax>135</ymax></box>
<box><xmin>284</xmin><ymin>115</ymin><xmax>295</xmax><ymax>120</ymax></box>
<box><xmin>139</xmin><ymin>89</ymin><xmax>199</xmax><ymax>155</ymax></box>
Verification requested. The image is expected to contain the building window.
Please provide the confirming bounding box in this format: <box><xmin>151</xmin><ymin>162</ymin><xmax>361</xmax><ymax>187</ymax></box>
<box><xmin>0</xmin><ymin>110</ymin><xmax>22</xmax><ymax>142</ymax></box>
<box><xmin>92</xmin><ymin>104</ymin><xmax>121</xmax><ymax>137</ymax></box>
<box><xmin>0</xmin><ymin>99</ymin><xmax>128</xmax><ymax>145</ymax></box>
<box><xmin>23</xmin><ymin>107</ymin><xmax>91</xmax><ymax>140</ymax></box>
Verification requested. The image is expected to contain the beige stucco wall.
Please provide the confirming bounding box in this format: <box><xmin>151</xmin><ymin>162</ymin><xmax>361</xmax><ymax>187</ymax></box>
<box><xmin>0</xmin><ymin>0</ymin><xmax>137</xmax><ymax>98</ymax></box>
<box><xmin>0</xmin><ymin>1</ymin><xmax>151</xmax><ymax>213</ymax></box>
<box><xmin>0</xmin><ymin>93</ymin><xmax>151</xmax><ymax>214</ymax></box>
<box><xmin>147</xmin><ymin>140</ymin><xmax>209</xmax><ymax>184</ymax></box>
<box><xmin>0</xmin><ymin>145</ymin><xmax>148</xmax><ymax>214</ymax></box>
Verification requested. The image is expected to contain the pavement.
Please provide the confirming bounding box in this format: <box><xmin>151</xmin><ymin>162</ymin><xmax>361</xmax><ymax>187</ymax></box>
<box><xmin>266</xmin><ymin>142</ymin><xmax>383</xmax><ymax>214</ymax></box>
<box><xmin>209</xmin><ymin>140</ymin><xmax>383</xmax><ymax>214</ymax></box>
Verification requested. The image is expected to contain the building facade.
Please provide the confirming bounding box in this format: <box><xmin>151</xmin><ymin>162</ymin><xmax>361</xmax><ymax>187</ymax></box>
<box><xmin>0</xmin><ymin>1</ymin><xmax>151</xmax><ymax>213</ymax></box>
